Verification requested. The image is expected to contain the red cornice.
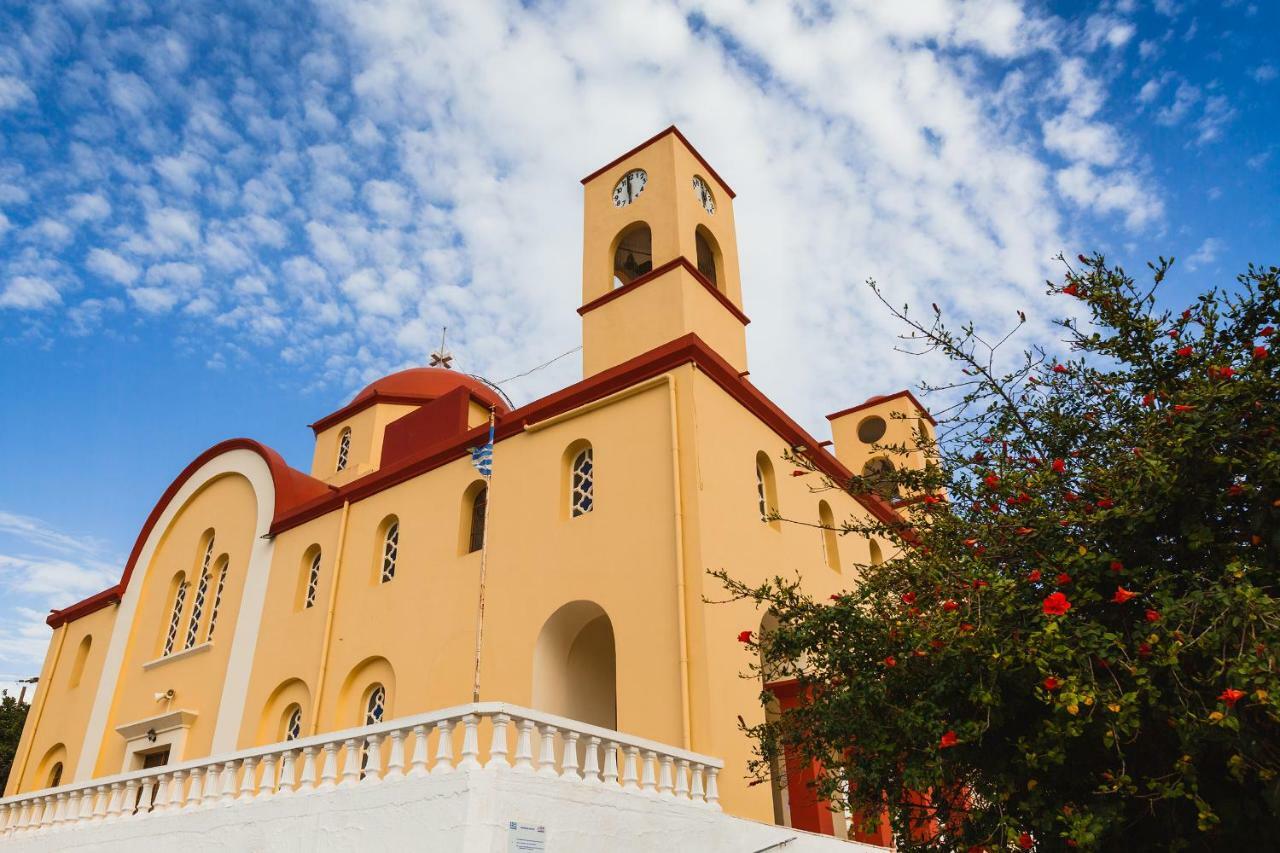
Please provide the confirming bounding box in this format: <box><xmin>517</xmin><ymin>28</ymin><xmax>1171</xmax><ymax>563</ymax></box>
<box><xmin>580</xmin><ymin>125</ymin><xmax>737</xmax><ymax>199</ymax></box>
<box><xmin>309</xmin><ymin>390</ymin><xmax>498</xmax><ymax>434</ymax></box>
<box><xmin>826</xmin><ymin>389</ymin><xmax>936</xmax><ymax>426</ymax></box>
<box><xmin>48</xmin><ymin>438</ymin><xmax>333</xmax><ymax>628</ymax></box>
<box><xmin>576</xmin><ymin>256</ymin><xmax>750</xmax><ymax>327</ymax></box>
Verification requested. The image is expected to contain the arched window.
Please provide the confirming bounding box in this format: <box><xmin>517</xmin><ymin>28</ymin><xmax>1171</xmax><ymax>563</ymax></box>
<box><xmin>755</xmin><ymin>452</ymin><xmax>779</xmax><ymax>525</ymax></box>
<box><xmin>162</xmin><ymin>573</ymin><xmax>187</xmax><ymax>657</ymax></box>
<box><xmin>379</xmin><ymin>518</ymin><xmax>399</xmax><ymax>583</ymax></box>
<box><xmin>571</xmin><ymin>446</ymin><xmax>594</xmax><ymax>517</ymax></box>
<box><xmin>694</xmin><ymin>226</ymin><xmax>720</xmax><ymax>288</ymax></box>
<box><xmin>365</xmin><ymin>684</ymin><xmax>385</xmax><ymax>725</ymax></box>
<box><xmin>862</xmin><ymin>457</ymin><xmax>900</xmax><ymax>501</ymax></box>
<box><xmin>47</xmin><ymin>762</ymin><xmax>62</xmax><ymax>789</ymax></box>
<box><xmin>336</xmin><ymin>427</ymin><xmax>351</xmax><ymax>472</ymax></box>
<box><xmin>283</xmin><ymin>704</ymin><xmax>303</xmax><ymax>742</ymax></box>
<box><xmin>818</xmin><ymin>501</ymin><xmax>840</xmax><ymax>572</ymax></box>
<box><xmin>206</xmin><ymin>554</ymin><xmax>229</xmax><ymax>641</ymax></box>
<box><xmin>612</xmin><ymin>223</ymin><xmax>652</xmax><ymax>288</ymax></box>
<box><xmin>869</xmin><ymin>539</ymin><xmax>884</xmax><ymax>565</ymax></box>
<box><xmin>468</xmin><ymin>486</ymin><xmax>488</xmax><ymax>553</ymax></box>
<box><xmin>303</xmin><ymin>547</ymin><xmax>322</xmax><ymax>609</ymax></box>
<box><xmin>69</xmin><ymin>635</ymin><xmax>92</xmax><ymax>689</ymax></box>
<box><xmin>185</xmin><ymin>536</ymin><xmax>215</xmax><ymax>649</ymax></box>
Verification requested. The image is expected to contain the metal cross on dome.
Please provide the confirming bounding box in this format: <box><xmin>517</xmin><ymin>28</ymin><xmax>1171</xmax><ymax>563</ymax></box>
<box><xmin>429</xmin><ymin>326</ymin><xmax>454</xmax><ymax>369</ymax></box>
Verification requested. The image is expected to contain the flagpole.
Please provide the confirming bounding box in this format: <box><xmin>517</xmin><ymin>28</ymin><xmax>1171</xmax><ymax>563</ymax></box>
<box><xmin>471</xmin><ymin>407</ymin><xmax>496</xmax><ymax>704</ymax></box>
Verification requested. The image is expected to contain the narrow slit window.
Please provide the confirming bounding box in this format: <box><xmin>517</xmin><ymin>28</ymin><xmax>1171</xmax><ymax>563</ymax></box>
<box><xmin>206</xmin><ymin>555</ymin><xmax>228</xmax><ymax>641</ymax></box>
<box><xmin>756</xmin><ymin>464</ymin><xmax>768</xmax><ymax>521</ymax></box>
<box><xmin>336</xmin><ymin>427</ymin><xmax>351</xmax><ymax>472</ymax></box>
<box><xmin>285</xmin><ymin>706</ymin><xmax>302</xmax><ymax>742</ymax></box>
<box><xmin>47</xmin><ymin>763</ymin><xmax>62</xmax><ymax>789</ymax></box>
<box><xmin>305</xmin><ymin>549</ymin><xmax>321</xmax><ymax>609</ymax></box>
<box><xmin>469</xmin><ymin>487</ymin><xmax>487</xmax><ymax>553</ymax></box>
<box><xmin>185</xmin><ymin>538</ymin><xmax>214</xmax><ymax>649</ymax></box>
<box><xmin>381</xmin><ymin>520</ymin><xmax>399</xmax><ymax>583</ymax></box>
<box><xmin>163</xmin><ymin>576</ymin><xmax>187</xmax><ymax>657</ymax></box>
<box><xmin>360</xmin><ymin>684</ymin><xmax>386</xmax><ymax>777</ymax></box>
<box><xmin>571</xmin><ymin>447</ymin><xmax>594</xmax><ymax>517</ymax></box>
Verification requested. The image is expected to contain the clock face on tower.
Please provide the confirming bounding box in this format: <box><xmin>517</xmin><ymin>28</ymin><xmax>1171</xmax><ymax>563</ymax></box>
<box><xmin>692</xmin><ymin>175</ymin><xmax>715</xmax><ymax>214</ymax></box>
<box><xmin>612</xmin><ymin>169</ymin><xmax>647</xmax><ymax>207</ymax></box>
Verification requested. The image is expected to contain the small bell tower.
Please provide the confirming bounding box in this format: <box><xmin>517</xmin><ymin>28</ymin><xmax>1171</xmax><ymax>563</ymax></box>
<box><xmin>578</xmin><ymin>127</ymin><xmax>748</xmax><ymax>377</ymax></box>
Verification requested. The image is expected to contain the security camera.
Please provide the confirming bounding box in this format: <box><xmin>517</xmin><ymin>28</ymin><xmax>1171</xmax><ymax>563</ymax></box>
<box><xmin>154</xmin><ymin>689</ymin><xmax>175</xmax><ymax>702</ymax></box>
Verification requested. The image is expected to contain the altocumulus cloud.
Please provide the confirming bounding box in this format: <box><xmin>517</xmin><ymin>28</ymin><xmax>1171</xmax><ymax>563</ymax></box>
<box><xmin>0</xmin><ymin>0</ymin><xmax>1164</xmax><ymax>426</ymax></box>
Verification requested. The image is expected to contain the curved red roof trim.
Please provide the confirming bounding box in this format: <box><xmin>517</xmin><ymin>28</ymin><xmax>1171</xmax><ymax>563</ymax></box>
<box><xmin>826</xmin><ymin>389</ymin><xmax>936</xmax><ymax>426</ymax></box>
<box><xmin>47</xmin><ymin>438</ymin><xmax>333</xmax><ymax>628</ymax></box>
<box><xmin>310</xmin><ymin>368</ymin><xmax>509</xmax><ymax>434</ymax></box>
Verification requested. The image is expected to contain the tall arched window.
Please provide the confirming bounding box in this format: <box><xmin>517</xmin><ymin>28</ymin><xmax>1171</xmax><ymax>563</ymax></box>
<box><xmin>284</xmin><ymin>704</ymin><xmax>303</xmax><ymax>742</ymax></box>
<box><xmin>612</xmin><ymin>223</ymin><xmax>652</xmax><ymax>288</ymax></box>
<box><xmin>379</xmin><ymin>518</ymin><xmax>399</xmax><ymax>583</ymax></box>
<box><xmin>69</xmin><ymin>635</ymin><xmax>92</xmax><ymax>689</ymax></box>
<box><xmin>162</xmin><ymin>573</ymin><xmax>187</xmax><ymax>657</ymax></box>
<box><xmin>185</xmin><ymin>536</ymin><xmax>215</xmax><ymax>649</ymax></box>
<box><xmin>694</xmin><ymin>226</ymin><xmax>720</xmax><ymax>288</ymax></box>
<box><xmin>862</xmin><ymin>457</ymin><xmax>900</xmax><ymax>501</ymax></box>
<box><xmin>206</xmin><ymin>554</ymin><xmax>229</xmax><ymax>641</ymax></box>
<box><xmin>47</xmin><ymin>762</ymin><xmax>62</xmax><ymax>788</ymax></box>
<box><xmin>818</xmin><ymin>501</ymin><xmax>840</xmax><ymax>572</ymax></box>
<box><xmin>336</xmin><ymin>427</ymin><xmax>351</xmax><ymax>472</ymax></box>
<box><xmin>468</xmin><ymin>486</ymin><xmax>488</xmax><ymax>553</ymax></box>
<box><xmin>869</xmin><ymin>539</ymin><xmax>884</xmax><ymax>565</ymax></box>
<box><xmin>755</xmin><ymin>451</ymin><xmax>779</xmax><ymax>526</ymax></box>
<box><xmin>359</xmin><ymin>683</ymin><xmax>386</xmax><ymax>777</ymax></box>
<box><xmin>570</xmin><ymin>446</ymin><xmax>594</xmax><ymax>517</ymax></box>
<box><xmin>303</xmin><ymin>547</ymin><xmax>322</xmax><ymax>609</ymax></box>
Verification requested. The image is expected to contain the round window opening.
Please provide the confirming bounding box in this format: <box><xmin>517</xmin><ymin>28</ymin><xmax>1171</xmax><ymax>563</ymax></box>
<box><xmin>857</xmin><ymin>416</ymin><xmax>887</xmax><ymax>444</ymax></box>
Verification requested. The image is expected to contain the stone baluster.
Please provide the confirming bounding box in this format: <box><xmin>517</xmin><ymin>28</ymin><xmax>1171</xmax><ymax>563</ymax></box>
<box><xmin>105</xmin><ymin>782</ymin><xmax>125</xmax><ymax>820</ymax></box>
<box><xmin>622</xmin><ymin>746</ymin><xmax>641</xmax><ymax>791</ymax></box>
<box><xmin>431</xmin><ymin>721</ymin><xmax>453</xmax><ymax>774</ymax></box>
<box><xmin>338</xmin><ymin>739</ymin><xmax>360</xmax><ymax>787</ymax></box>
<box><xmin>297</xmin><ymin>748</ymin><xmax>317</xmax><ymax>793</ymax></box>
<box><xmin>458</xmin><ymin>715</ymin><xmax>481</xmax><ymax>770</ymax></box>
<box><xmin>512</xmin><ymin>719</ymin><xmax>535</xmax><ymax>772</ymax></box>
<box><xmin>706</xmin><ymin>766</ymin><xmax>721</xmax><ymax>810</ymax></box>
<box><xmin>182</xmin><ymin>767</ymin><xmax>204</xmax><ymax>809</ymax></box>
<box><xmin>219</xmin><ymin>760</ymin><xmax>238</xmax><ymax>804</ymax></box>
<box><xmin>278</xmin><ymin>750</ymin><xmax>297</xmax><ymax>796</ymax></box>
<box><xmin>200</xmin><ymin>764</ymin><xmax>220</xmax><ymax>808</ymax></box>
<box><xmin>318</xmin><ymin>742</ymin><xmax>340</xmax><ymax>789</ymax></box>
<box><xmin>407</xmin><ymin>725</ymin><xmax>429</xmax><ymax>777</ymax></box>
<box><xmin>602</xmin><ymin>742</ymin><xmax>620</xmax><ymax>787</ymax></box>
<box><xmin>659</xmin><ymin>755</ymin><xmax>675</xmax><ymax>797</ymax></box>
<box><xmin>642</xmin><ymin>751</ymin><xmax>659</xmax><ymax>795</ymax></box>
<box><xmin>43</xmin><ymin>794</ymin><xmax>59</xmax><ymax>829</ymax></box>
<box><xmin>536</xmin><ymin>725</ymin><xmax>559</xmax><ymax>777</ymax></box>
<box><xmin>385</xmin><ymin>730</ymin><xmax>407</xmax><ymax>779</ymax></box>
<box><xmin>160</xmin><ymin>773</ymin><xmax>181</xmax><ymax>815</ymax></box>
<box><xmin>0</xmin><ymin>802</ymin><xmax>11</xmax><ymax>836</ymax></box>
<box><xmin>691</xmin><ymin>763</ymin><xmax>706</xmax><ymax>803</ymax></box>
<box><xmin>485</xmin><ymin>714</ymin><xmax>510</xmax><ymax>770</ymax></box>
<box><xmin>135</xmin><ymin>777</ymin><xmax>154</xmax><ymax>815</ymax></box>
<box><xmin>560</xmin><ymin>731</ymin><xmax>581</xmax><ymax>781</ymax></box>
<box><xmin>363</xmin><ymin>734</ymin><xmax>384</xmax><ymax>783</ymax></box>
<box><xmin>256</xmin><ymin>754</ymin><xmax>277</xmax><ymax>799</ymax></box>
<box><xmin>581</xmin><ymin>737</ymin><xmax>601</xmax><ymax>785</ymax></box>
<box><xmin>675</xmin><ymin>759</ymin><xmax>690</xmax><ymax>800</ymax></box>
<box><xmin>124</xmin><ymin>779</ymin><xmax>141</xmax><ymax>818</ymax></box>
<box><xmin>73</xmin><ymin>787</ymin><xmax>92</xmax><ymax>824</ymax></box>
<box><xmin>51</xmin><ymin>792</ymin><xmax>68</xmax><ymax>827</ymax></box>
<box><xmin>28</xmin><ymin>796</ymin><xmax>46</xmax><ymax>831</ymax></box>
<box><xmin>150</xmin><ymin>774</ymin><xmax>171</xmax><ymax>814</ymax></box>
<box><xmin>238</xmin><ymin>757</ymin><xmax>258</xmax><ymax>801</ymax></box>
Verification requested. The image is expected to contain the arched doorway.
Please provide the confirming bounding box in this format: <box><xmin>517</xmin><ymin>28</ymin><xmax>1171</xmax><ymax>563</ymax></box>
<box><xmin>531</xmin><ymin>601</ymin><xmax>617</xmax><ymax>730</ymax></box>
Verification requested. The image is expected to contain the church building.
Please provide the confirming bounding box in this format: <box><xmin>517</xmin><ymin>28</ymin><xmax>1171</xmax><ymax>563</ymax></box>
<box><xmin>1</xmin><ymin>127</ymin><xmax>932</xmax><ymax>846</ymax></box>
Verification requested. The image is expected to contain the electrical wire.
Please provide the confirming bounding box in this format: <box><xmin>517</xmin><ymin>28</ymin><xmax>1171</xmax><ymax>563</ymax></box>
<box><xmin>492</xmin><ymin>345</ymin><xmax>582</xmax><ymax>385</ymax></box>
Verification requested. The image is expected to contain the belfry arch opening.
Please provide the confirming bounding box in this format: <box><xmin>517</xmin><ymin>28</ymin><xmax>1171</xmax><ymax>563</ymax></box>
<box><xmin>611</xmin><ymin>223</ymin><xmax>652</xmax><ymax>289</ymax></box>
<box><xmin>694</xmin><ymin>225</ymin><xmax>721</xmax><ymax>289</ymax></box>
<box><xmin>531</xmin><ymin>600</ymin><xmax>617</xmax><ymax>730</ymax></box>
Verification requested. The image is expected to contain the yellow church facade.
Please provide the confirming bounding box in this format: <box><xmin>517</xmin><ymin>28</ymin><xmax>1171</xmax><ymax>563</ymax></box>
<box><xmin>5</xmin><ymin>127</ymin><xmax>929</xmax><ymax>832</ymax></box>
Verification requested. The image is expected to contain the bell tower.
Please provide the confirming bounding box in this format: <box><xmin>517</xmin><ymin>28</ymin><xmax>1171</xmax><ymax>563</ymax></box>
<box><xmin>578</xmin><ymin>127</ymin><xmax>748</xmax><ymax>377</ymax></box>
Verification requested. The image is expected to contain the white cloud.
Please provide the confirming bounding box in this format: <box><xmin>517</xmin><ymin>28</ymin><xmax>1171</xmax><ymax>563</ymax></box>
<box><xmin>1156</xmin><ymin>80</ymin><xmax>1199</xmax><ymax>125</ymax></box>
<box><xmin>0</xmin><ymin>276</ymin><xmax>61</xmax><ymax>310</ymax></box>
<box><xmin>1186</xmin><ymin>237</ymin><xmax>1222</xmax><ymax>271</ymax></box>
<box><xmin>86</xmin><ymin>247</ymin><xmax>140</xmax><ymax>284</ymax></box>
<box><xmin>66</xmin><ymin>193</ymin><xmax>111</xmax><ymax>222</ymax></box>
<box><xmin>1054</xmin><ymin>163</ymin><xmax>1161</xmax><ymax>230</ymax></box>
<box><xmin>1254</xmin><ymin>64</ymin><xmax>1278</xmax><ymax>83</ymax></box>
<box><xmin>107</xmin><ymin>71</ymin><xmax>157</xmax><ymax>116</ymax></box>
<box><xmin>1137</xmin><ymin>79</ymin><xmax>1162</xmax><ymax>103</ymax></box>
<box><xmin>1042</xmin><ymin>112</ymin><xmax>1122</xmax><ymax>167</ymax></box>
<box><xmin>0</xmin><ymin>75</ymin><xmax>35</xmax><ymax>111</ymax></box>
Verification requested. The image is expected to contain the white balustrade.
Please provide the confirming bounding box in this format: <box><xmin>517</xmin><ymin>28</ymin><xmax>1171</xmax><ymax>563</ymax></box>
<box><xmin>0</xmin><ymin>701</ymin><xmax>724</xmax><ymax>840</ymax></box>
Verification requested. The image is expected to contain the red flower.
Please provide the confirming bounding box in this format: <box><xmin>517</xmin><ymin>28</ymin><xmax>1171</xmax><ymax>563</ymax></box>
<box><xmin>1056</xmin><ymin>572</ymin><xmax>1072</xmax><ymax>586</ymax></box>
<box><xmin>959</xmin><ymin>622</ymin><xmax>974</xmax><ymax>632</ymax></box>
<box><xmin>930</xmin><ymin>639</ymin><xmax>945</xmax><ymax>650</ymax></box>
<box><xmin>902</xmin><ymin>591</ymin><xmax>917</xmax><ymax>605</ymax></box>
<box><xmin>1138</xmin><ymin>642</ymin><xmax>1152</xmax><ymax>659</ymax></box>
<box><xmin>1052</xmin><ymin>364</ymin><xmax>1068</xmax><ymax>374</ymax></box>
<box><xmin>1168</xmin><ymin>329</ymin><xmax>1180</xmax><ymax>339</ymax></box>
<box><xmin>1142</xmin><ymin>392</ymin><xmax>1155</xmax><ymax>407</ymax></box>
<box><xmin>1172</xmin><ymin>404</ymin><xmax>1195</xmax><ymax>413</ymax></box>
<box><xmin>737</xmin><ymin>630</ymin><xmax>753</xmax><ymax>643</ymax></box>
<box><xmin>1145</xmin><ymin>609</ymin><xmax>1161</xmax><ymax>623</ymax></box>
<box><xmin>1227</xmin><ymin>483</ymin><xmax>1246</xmax><ymax>496</ymax></box>
<box><xmin>1176</xmin><ymin>345</ymin><xmax>1193</xmax><ymax>357</ymax></box>
<box><xmin>943</xmin><ymin>600</ymin><xmax>959</xmax><ymax>613</ymax></box>
<box><xmin>1063</xmin><ymin>490</ymin><xmax>1079</xmax><ymax>502</ymax></box>
<box><xmin>1219</xmin><ymin>688</ymin><xmax>1246</xmax><ymax>707</ymax></box>
<box><xmin>1262</xmin><ymin>326</ymin><xmax>1275</xmax><ymax>336</ymax></box>
<box><xmin>1077</xmin><ymin>254</ymin><xmax>1088</xmax><ymax>264</ymax></box>
<box><xmin>1043</xmin><ymin>676</ymin><xmax>1060</xmax><ymax>691</ymax></box>
<box><xmin>1042</xmin><ymin>592</ymin><xmax>1072</xmax><ymax>616</ymax></box>
<box><xmin>972</xmin><ymin>579</ymin><xmax>989</xmax><ymax>589</ymax></box>
<box><xmin>1216</xmin><ymin>366</ymin><xmax>1235</xmax><ymax>380</ymax></box>
<box><xmin>883</xmin><ymin>656</ymin><xmax>897</xmax><ymax>667</ymax></box>
<box><xmin>1062</xmin><ymin>282</ymin><xmax>1080</xmax><ymax>297</ymax></box>
<box><xmin>790</xmin><ymin>469</ymin><xmax>810</xmax><ymax>477</ymax></box>
<box><xmin>964</xmin><ymin>537</ymin><xmax>980</xmax><ymax>547</ymax></box>
<box><xmin>1109</xmin><ymin>560</ymin><xmax>1124</xmax><ymax>573</ymax></box>
<box><xmin>829</xmin><ymin>594</ymin><xmax>841</xmax><ymax>601</ymax></box>
<box><xmin>984</xmin><ymin>474</ymin><xmax>1001</xmax><ymax>489</ymax></box>
<box><xmin>1111</xmin><ymin>587</ymin><xmax>1138</xmax><ymax>604</ymax></box>
<box><xmin>1254</xmin><ymin>346</ymin><xmax>1269</xmax><ymax>360</ymax></box>
<box><xmin>1017</xmin><ymin>526</ymin><xmax>1035</xmax><ymax>536</ymax></box>
<box><xmin>939</xmin><ymin>730</ymin><xmax>958</xmax><ymax>749</ymax></box>
<box><xmin>1052</xmin><ymin>458</ymin><xmax>1066</xmax><ymax>473</ymax></box>
<box><xmin>922</xmin><ymin>494</ymin><xmax>942</xmax><ymax>505</ymax></box>
<box><xmin>1096</xmin><ymin>498</ymin><xmax>1115</xmax><ymax>509</ymax></box>
<box><xmin>1019</xmin><ymin>832</ymin><xmax>1035</xmax><ymax>850</ymax></box>
<box><xmin>1028</xmin><ymin>569</ymin><xmax>1042</xmax><ymax>582</ymax></box>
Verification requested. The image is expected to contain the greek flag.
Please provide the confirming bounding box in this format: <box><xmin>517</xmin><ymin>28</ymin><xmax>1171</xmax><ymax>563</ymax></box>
<box><xmin>470</xmin><ymin>419</ymin><xmax>494</xmax><ymax>477</ymax></box>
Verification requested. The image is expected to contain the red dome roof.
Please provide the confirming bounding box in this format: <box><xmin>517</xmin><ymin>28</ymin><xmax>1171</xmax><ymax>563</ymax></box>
<box><xmin>350</xmin><ymin>367</ymin><xmax>509</xmax><ymax>413</ymax></box>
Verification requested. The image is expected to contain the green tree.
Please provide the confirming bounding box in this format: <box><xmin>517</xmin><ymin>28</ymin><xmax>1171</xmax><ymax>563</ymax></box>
<box><xmin>0</xmin><ymin>691</ymin><xmax>30</xmax><ymax>793</ymax></box>
<box><xmin>717</xmin><ymin>257</ymin><xmax>1279</xmax><ymax>851</ymax></box>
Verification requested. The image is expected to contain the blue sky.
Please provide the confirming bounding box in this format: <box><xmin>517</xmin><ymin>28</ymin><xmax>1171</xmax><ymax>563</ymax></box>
<box><xmin>0</xmin><ymin>0</ymin><xmax>1276</xmax><ymax>691</ymax></box>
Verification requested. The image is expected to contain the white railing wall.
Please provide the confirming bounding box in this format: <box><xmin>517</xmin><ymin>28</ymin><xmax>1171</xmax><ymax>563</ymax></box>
<box><xmin>0</xmin><ymin>702</ymin><xmax>721</xmax><ymax>840</ymax></box>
